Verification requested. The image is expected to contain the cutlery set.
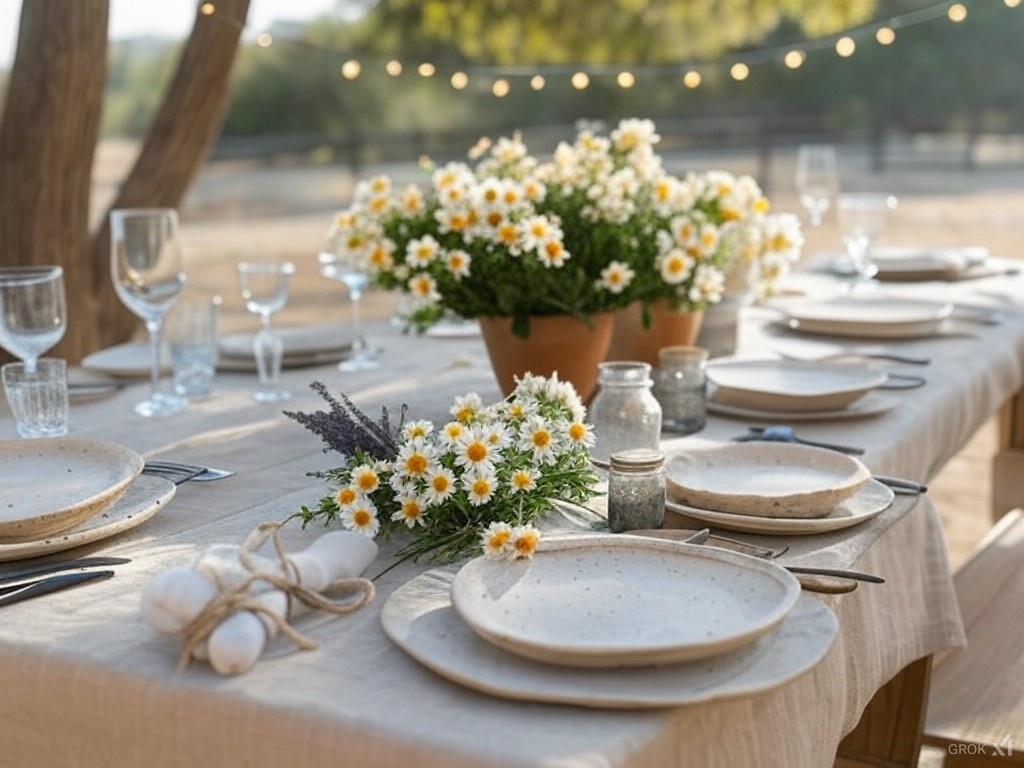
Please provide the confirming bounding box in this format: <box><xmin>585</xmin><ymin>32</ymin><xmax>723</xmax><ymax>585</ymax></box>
<box><xmin>142</xmin><ymin>460</ymin><xmax>235</xmax><ymax>484</ymax></box>
<box><xmin>0</xmin><ymin>556</ymin><xmax>131</xmax><ymax>608</ymax></box>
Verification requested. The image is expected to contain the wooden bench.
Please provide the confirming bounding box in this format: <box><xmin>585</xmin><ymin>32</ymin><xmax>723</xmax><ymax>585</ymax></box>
<box><xmin>922</xmin><ymin>508</ymin><xmax>1024</xmax><ymax>766</ymax></box>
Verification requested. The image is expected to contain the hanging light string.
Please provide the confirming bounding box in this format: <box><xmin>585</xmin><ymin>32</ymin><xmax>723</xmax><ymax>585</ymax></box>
<box><xmin>196</xmin><ymin>0</ymin><xmax>1016</xmax><ymax>91</ymax></box>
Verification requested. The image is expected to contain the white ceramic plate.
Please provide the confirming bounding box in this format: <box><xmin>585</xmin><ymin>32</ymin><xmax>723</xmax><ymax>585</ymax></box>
<box><xmin>81</xmin><ymin>342</ymin><xmax>172</xmax><ymax>378</ymax></box>
<box><xmin>708</xmin><ymin>390</ymin><xmax>898</xmax><ymax>422</ymax></box>
<box><xmin>383</xmin><ymin>568</ymin><xmax>836</xmax><ymax>708</ymax></box>
<box><xmin>0</xmin><ymin>474</ymin><xmax>175</xmax><ymax>561</ymax></box>
<box><xmin>832</xmin><ymin>246</ymin><xmax>988</xmax><ymax>281</ymax></box>
<box><xmin>783</xmin><ymin>297</ymin><xmax>953</xmax><ymax>339</ymax></box>
<box><xmin>664</xmin><ymin>442</ymin><xmax>871</xmax><ymax>519</ymax></box>
<box><xmin>666</xmin><ymin>478</ymin><xmax>895</xmax><ymax>535</ymax></box>
<box><xmin>706</xmin><ymin>358</ymin><xmax>888</xmax><ymax>412</ymax></box>
<box><xmin>0</xmin><ymin>438</ymin><xmax>144</xmax><ymax>540</ymax></box>
<box><xmin>217</xmin><ymin>325</ymin><xmax>353</xmax><ymax>371</ymax></box>
<box><xmin>449</xmin><ymin>534</ymin><xmax>800</xmax><ymax>668</ymax></box>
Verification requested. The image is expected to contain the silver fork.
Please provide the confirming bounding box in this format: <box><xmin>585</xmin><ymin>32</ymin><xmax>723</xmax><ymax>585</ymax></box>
<box><xmin>142</xmin><ymin>460</ymin><xmax>235</xmax><ymax>483</ymax></box>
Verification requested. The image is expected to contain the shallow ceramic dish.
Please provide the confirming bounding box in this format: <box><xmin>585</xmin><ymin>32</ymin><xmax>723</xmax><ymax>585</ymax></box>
<box><xmin>706</xmin><ymin>358</ymin><xmax>888</xmax><ymax>412</ymax></box>
<box><xmin>707</xmin><ymin>390</ymin><xmax>897</xmax><ymax>422</ymax></box>
<box><xmin>449</xmin><ymin>534</ymin><xmax>801</xmax><ymax>668</ymax></box>
<box><xmin>665</xmin><ymin>442</ymin><xmax>871</xmax><ymax>519</ymax></box>
<box><xmin>0</xmin><ymin>438</ymin><xmax>144</xmax><ymax>540</ymax></box>
<box><xmin>81</xmin><ymin>342</ymin><xmax>172</xmax><ymax>378</ymax></box>
<box><xmin>666</xmin><ymin>478</ymin><xmax>895</xmax><ymax>535</ymax></box>
<box><xmin>383</xmin><ymin>568</ymin><xmax>836</xmax><ymax>708</ymax></box>
<box><xmin>783</xmin><ymin>297</ymin><xmax>953</xmax><ymax>339</ymax></box>
<box><xmin>0</xmin><ymin>474</ymin><xmax>174</xmax><ymax>561</ymax></box>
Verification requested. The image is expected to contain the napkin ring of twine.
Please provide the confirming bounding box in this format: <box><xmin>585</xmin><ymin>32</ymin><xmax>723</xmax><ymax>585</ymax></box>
<box><xmin>179</xmin><ymin>521</ymin><xmax>375</xmax><ymax>669</ymax></box>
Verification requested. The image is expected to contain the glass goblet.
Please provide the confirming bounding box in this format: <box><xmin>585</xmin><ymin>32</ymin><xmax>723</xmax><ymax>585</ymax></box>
<box><xmin>110</xmin><ymin>208</ymin><xmax>187</xmax><ymax>417</ymax></box>
<box><xmin>237</xmin><ymin>260</ymin><xmax>295</xmax><ymax>402</ymax></box>
<box><xmin>795</xmin><ymin>144</ymin><xmax>839</xmax><ymax>227</ymax></box>
<box><xmin>837</xmin><ymin>193</ymin><xmax>898</xmax><ymax>292</ymax></box>
<box><xmin>0</xmin><ymin>265</ymin><xmax>67</xmax><ymax>374</ymax></box>
<box><xmin>318</xmin><ymin>249</ymin><xmax>379</xmax><ymax>372</ymax></box>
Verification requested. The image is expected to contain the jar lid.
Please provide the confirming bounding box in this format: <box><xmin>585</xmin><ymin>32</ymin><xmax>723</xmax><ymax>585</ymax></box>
<box><xmin>597</xmin><ymin>361</ymin><xmax>652</xmax><ymax>386</ymax></box>
<box><xmin>609</xmin><ymin>448</ymin><xmax>666</xmax><ymax>472</ymax></box>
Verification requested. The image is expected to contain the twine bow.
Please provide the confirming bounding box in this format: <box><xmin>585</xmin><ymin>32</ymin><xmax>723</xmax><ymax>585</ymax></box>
<box><xmin>179</xmin><ymin>521</ymin><xmax>375</xmax><ymax>670</ymax></box>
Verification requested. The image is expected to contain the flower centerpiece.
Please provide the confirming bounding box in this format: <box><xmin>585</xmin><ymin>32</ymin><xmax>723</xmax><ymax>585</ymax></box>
<box><xmin>323</xmin><ymin>118</ymin><xmax>802</xmax><ymax>389</ymax></box>
<box><xmin>286</xmin><ymin>373</ymin><xmax>599</xmax><ymax>565</ymax></box>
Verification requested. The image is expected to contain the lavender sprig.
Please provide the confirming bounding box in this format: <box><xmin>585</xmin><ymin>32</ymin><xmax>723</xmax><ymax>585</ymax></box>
<box><xmin>283</xmin><ymin>381</ymin><xmax>401</xmax><ymax>461</ymax></box>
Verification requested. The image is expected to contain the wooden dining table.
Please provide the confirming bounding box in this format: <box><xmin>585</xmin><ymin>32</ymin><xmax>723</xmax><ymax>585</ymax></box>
<box><xmin>1</xmin><ymin>262</ymin><xmax>1022</xmax><ymax>768</ymax></box>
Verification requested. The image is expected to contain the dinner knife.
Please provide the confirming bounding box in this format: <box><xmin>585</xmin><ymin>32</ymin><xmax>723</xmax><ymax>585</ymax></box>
<box><xmin>0</xmin><ymin>570</ymin><xmax>115</xmax><ymax>608</ymax></box>
<box><xmin>0</xmin><ymin>556</ymin><xmax>131</xmax><ymax>586</ymax></box>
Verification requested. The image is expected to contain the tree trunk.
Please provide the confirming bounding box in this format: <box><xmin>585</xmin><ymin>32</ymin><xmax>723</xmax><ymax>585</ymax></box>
<box><xmin>90</xmin><ymin>0</ymin><xmax>252</xmax><ymax>361</ymax></box>
<box><xmin>0</xmin><ymin>0</ymin><xmax>108</xmax><ymax>365</ymax></box>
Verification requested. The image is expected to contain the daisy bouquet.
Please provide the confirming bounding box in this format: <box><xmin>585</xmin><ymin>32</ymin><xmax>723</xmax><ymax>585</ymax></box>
<box><xmin>286</xmin><ymin>373</ymin><xmax>599</xmax><ymax>564</ymax></box>
<box><xmin>323</xmin><ymin>118</ymin><xmax>800</xmax><ymax>338</ymax></box>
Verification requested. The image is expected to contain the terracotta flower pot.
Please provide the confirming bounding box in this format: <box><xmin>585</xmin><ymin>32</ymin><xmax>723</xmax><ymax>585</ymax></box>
<box><xmin>607</xmin><ymin>300</ymin><xmax>704</xmax><ymax>367</ymax></box>
<box><xmin>478</xmin><ymin>312</ymin><xmax>615</xmax><ymax>401</ymax></box>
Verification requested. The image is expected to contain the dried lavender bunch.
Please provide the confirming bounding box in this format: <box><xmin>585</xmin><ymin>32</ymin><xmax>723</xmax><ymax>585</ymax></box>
<box><xmin>284</xmin><ymin>381</ymin><xmax>403</xmax><ymax>462</ymax></box>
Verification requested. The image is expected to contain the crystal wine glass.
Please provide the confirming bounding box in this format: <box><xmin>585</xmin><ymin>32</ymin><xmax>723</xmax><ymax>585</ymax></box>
<box><xmin>0</xmin><ymin>265</ymin><xmax>67</xmax><ymax>373</ymax></box>
<box><xmin>318</xmin><ymin>248</ymin><xmax>379</xmax><ymax>372</ymax></box>
<box><xmin>110</xmin><ymin>208</ymin><xmax>187</xmax><ymax>417</ymax></box>
<box><xmin>237</xmin><ymin>260</ymin><xmax>295</xmax><ymax>402</ymax></box>
<box><xmin>795</xmin><ymin>144</ymin><xmax>839</xmax><ymax>227</ymax></box>
<box><xmin>837</xmin><ymin>193</ymin><xmax>898</xmax><ymax>291</ymax></box>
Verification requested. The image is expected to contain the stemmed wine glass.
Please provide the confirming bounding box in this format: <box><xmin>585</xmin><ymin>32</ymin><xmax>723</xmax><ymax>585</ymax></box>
<box><xmin>795</xmin><ymin>144</ymin><xmax>839</xmax><ymax>226</ymax></box>
<box><xmin>837</xmin><ymin>193</ymin><xmax>898</xmax><ymax>291</ymax></box>
<box><xmin>237</xmin><ymin>261</ymin><xmax>295</xmax><ymax>402</ymax></box>
<box><xmin>318</xmin><ymin>248</ymin><xmax>379</xmax><ymax>372</ymax></box>
<box><xmin>0</xmin><ymin>266</ymin><xmax>67</xmax><ymax>372</ymax></box>
<box><xmin>110</xmin><ymin>208</ymin><xmax>187</xmax><ymax>417</ymax></box>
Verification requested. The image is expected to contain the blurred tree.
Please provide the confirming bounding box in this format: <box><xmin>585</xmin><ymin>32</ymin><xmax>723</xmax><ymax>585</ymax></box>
<box><xmin>0</xmin><ymin>0</ymin><xmax>251</xmax><ymax>363</ymax></box>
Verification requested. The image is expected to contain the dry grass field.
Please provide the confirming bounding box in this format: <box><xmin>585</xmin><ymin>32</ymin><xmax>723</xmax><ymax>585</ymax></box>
<box><xmin>91</xmin><ymin>137</ymin><xmax>1024</xmax><ymax>569</ymax></box>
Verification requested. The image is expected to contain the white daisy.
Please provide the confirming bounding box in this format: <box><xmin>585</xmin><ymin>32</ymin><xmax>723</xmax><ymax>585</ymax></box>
<box><xmin>438</xmin><ymin>420</ymin><xmax>467</xmax><ymax>447</ymax></box>
<box><xmin>401</xmin><ymin>419</ymin><xmax>434</xmax><ymax>442</ymax></box>
<box><xmin>597</xmin><ymin>261</ymin><xmax>635</xmax><ymax>294</ymax></box>
<box><xmin>405</xmin><ymin>235</ymin><xmax>440</xmax><ymax>268</ymax></box>
<box><xmin>518</xmin><ymin>416</ymin><xmax>560</xmax><ymax>464</ymax></box>
<box><xmin>453</xmin><ymin>427</ymin><xmax>496</xmax><ymax>472</ymax></box>
<box><xmin>350</xmin><ymin>464</ymin><xmax>380</xmax><ymax>495</ymax></box>
<box><xmin>408</xmin><ymin>273</ymin><xmax>440</xmax><ymax>303</ymax></box>
<box><xmin>463</xmin><ymin>468</ymin><xmax>498</xmax><ymax>506</ymax></box>
<box><xmin>391</xmin><ymin>494</ymin><xmax>427</xmax><ymax>528</ymax></box>
<box><xmin>445</xmin><ymin>249</ymin><xmax>472</xmax><ymax>279</ymax></box>
<box><xmin>658</xmin><ymin>248</ymin><xmax>694</xmax><ymax>285</ymax></box>
<box><xmin>480</xmin><ymin>521</ymin><xmax>514</xmax><ymax>559</ymax></box>
<box><xmin>450</xmin><ymin>392</ymin><xmax>483</xmax><ymax>423</ymax></box>
<box><xmin>423</xmin><ymin>466</ymin><xmax>458</xmax><ymax>505</ymax></box>
<box><xmin>510</xmin><ymin>524</ymin><xmax>541</xmax><ymax>560</ymax></box>
<box><xmin>508</xmin><ymin>467</ymin><xmax>539</xmax><ymax>494</ymax></box>
<box><xmin>341</xmin><ymin>499</ymin><xmax>380</xmax><ymax>537</ymax></box>
<box><xmin>565</xmin><ymin>420</ymin><xmax>596</xmax><ymax>448</ymax></box>
<box><xmin>396</xmin><ymin>442</ymin><xmax>435</xmax><ymax>479</ymax></box>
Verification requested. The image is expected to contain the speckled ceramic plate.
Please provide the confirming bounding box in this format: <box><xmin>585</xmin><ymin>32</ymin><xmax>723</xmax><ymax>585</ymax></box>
<box><xmin>0</xmin><ymin>473</ymin><xmax>174</xmax><ymax>561</ymax></box>
<box><xmin>383</xmin><ymin>566</ymin><xmax>836</xmax><ymax>709</ymax></box>
<box><xmin>783</xmin><ymin>297</ymin><xmax>953</xmax><ymax>339</ymax></box>
<box><xmin>666</xmin><ymin>478</ymin><xmax>895</xmax><ymax>535</ymax></box>
<box><xmin>665</xmin><ymin>442</ymin><xmax>871</xmax><ymax>519</ymax></box>
<box><xmin>707</xmin><ymin>390</ymin><xmax>898</xmax><ymax>422</ymax></box>
<box><xmin>0</xmin><ymin>438</ymin><xmax>144</xmax><ymax>540</ymax></box>
<box><xmin>448</xmin><ymin>534</ymin><xmax>801</xmax><ymax>668</ymax></box>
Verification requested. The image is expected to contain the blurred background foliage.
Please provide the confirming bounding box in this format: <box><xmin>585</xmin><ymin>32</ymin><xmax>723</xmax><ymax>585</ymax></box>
<box><xmin>62</xmin><ymin>0</ymin><xmax>1024</xmax><ymax>162</ymax></box>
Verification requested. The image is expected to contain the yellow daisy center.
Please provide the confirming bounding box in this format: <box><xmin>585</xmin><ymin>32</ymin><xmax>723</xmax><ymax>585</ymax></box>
<box><xmin>568</xmin><ymin>423</ymin><xmax>586</xmax><ymax>441</ymax></box>
<box><xmin>488</xmin><ymin>529</ymin><xmax>511</xmax><ymax>548</ymax></box>
<box><xmin>353</xmin><ymin>509</ymin><xmax>373</xmax><ymax>527</ymax></box>
<box><xmin>336</xmin><ymin>487</ymin><xmax>357</xmax><ymax>506</ymax></box>
<box><xmin>466</xmin><ymin>441</ymin><xmax>488</xmax><ymax>462</ymax></box>
<box><xmin>432</xmin><ymin>475</ymin><xmax>450</xmax><ymax>493</ymax></box>
<box><xmin>531</xmin><ymin>430</ymin><xmax>551</xmax><ymax>448</ymax></box>
<box><xmin>472</xmin><ymin>479</ymin><xmax>491</xmax><ymax>496</ymax></box>
<box><xmin>405</xmin><ymin>454</ymin><xmax>428</xmax><ymax>474</ymax></box>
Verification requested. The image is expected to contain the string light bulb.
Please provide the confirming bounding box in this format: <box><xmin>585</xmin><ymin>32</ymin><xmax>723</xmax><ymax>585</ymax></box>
<box><xmin>530</xmin><ymin>75</ymin><xmax>546</xmax><ymax>90</ymax></box>
<box><xmin>876</xmin><ymin>26</ymin><xmax>896</xmax><ymax>44</ymax></box>
<box><xmin>617</xmin><ymin>71</ymin><xmax>635</xmax><ymax>88</ymax></box>
<box><xmin>385</xmin><ymin>60</ymin><xmax>403</xmax><ymax>76</ymax></box>
<box><xmin>1006</xmin><ymin>0</ymin><xmax>1021</xmax><ymax>7</ymax></box>
<box><xmin>571</xmin><ymin>72</ymin><xmax>590</xmax><ymax>89</ymax></box>
<box><xmin>450</xmin><ymin>71</ymin><xmax>468</xmax><ymax>90</ymax></box>
<box><xmin>683</xmin><ymin>70</ymin><xmax>702</xmax><ymax>89</ymax></box>
<box><xmin>730</xmin><ymin>62</ymin><xmax>749</xmax><ymax>81</ymax></box>
<box><xmin>200</xmin><ymin>2</ymin><xmax>215</xmax><ymax>15</ymax></box>
<box><xmin>492</xmin><ymin>79</ymin><xmax>510</xmax><ymax>97</ymax></box>
<box><xmin>835</xmin><ymin>36</ymin><xmax>856</xmax><ymax>57</ymax></box>
<box><xmin>784</xmin><ymin>50</ymin><xmax>805</xmax><ymax>69</ymax></box>
<box><xmin>256</xmin><ymin>32</ymin><xmax>273</xmax><ymax>48</ymax></box>
<box><xmin>948</xmin><ymin>3</ymin><xmax>967</xmax><ymax>21</ymax></box>
<box><xmin>340</xmin><ymin>60</ymin><xmax>361</xmax><ymax>79</ymax></box>
<box><xmin>418</xmin><ymin>63</ymin><xmax>436</xmax><ymax>77</ymax></box>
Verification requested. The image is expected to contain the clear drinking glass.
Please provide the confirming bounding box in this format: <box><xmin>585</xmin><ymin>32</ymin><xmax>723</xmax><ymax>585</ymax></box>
<box><xmin>237</xmin><ymin>261</ymin><xmax>295</xmax><ymax>402</ymax></box>
<box><xmin>837</xmin><ymin>193</ymin><xmax>898</xmax><ymax>291</ymax></box>
<box><xmin>318</xmin><ymin>249</ymin><xmax>379</xmax><ymax>372</ymax></box>
<box><xmin>2</xmin><ymin>358</ymin><xmax>69</xmax><ymax>438</ymax></box>
<box><xmin>795</xmin><ymin>144</ymin><xmax>839</xmax><ymax>227</ymax></box>
<box><xmin>110</xmin><ymin>208</ymin><xmax>187</xmax><ymax>417</ymax></box>
<box><xmin>0</xmin><ymin>266</ymin><xmax>67</xmax><ymax>374</ymax></box>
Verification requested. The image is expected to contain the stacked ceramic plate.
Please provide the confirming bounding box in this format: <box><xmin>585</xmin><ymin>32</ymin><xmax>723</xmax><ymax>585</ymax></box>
<box><xmin>663</xmin><ymin>442</ymin><xmax>895</xmax><ymax>535</ymax></box>
<box><xmin>832</xmin><ymin>246</ymin><xmax>989</xmax><ymax>282</ymax></box>
<box><xmin>706</xmin><ymin>357</ymin><xmax>895</xmax><ymax>421</ymax></box>
<box><xmin>217</xmin><ymin>324</ymin><xmax>354</xmax><ymax>372</ymax></box>
<box><xmin>381</xmin><ymin>533</ymin><xmax>840</xmax><ymax>708</ymax></box>
<box><xmin>0</xmin><ymin>438</ymin><xmax>175</xmax><ymax>560</ymax></box>
<box><xmin>780</xmin><ymin>296</ymin><xmax>953</xmax><ymax>340</ymax></box>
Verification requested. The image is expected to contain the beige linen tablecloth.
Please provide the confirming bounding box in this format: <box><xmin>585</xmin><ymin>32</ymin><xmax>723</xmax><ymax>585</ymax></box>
<box><xmin>2</xmin><ymin>268</ymin><xmax>1022</xmax><ymax>768</ymax></box>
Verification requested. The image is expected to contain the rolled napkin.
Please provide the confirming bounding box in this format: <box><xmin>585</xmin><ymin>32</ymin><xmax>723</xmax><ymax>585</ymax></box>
<box><xmin>141</xmin><ymin>521</ymin><xmax>378</xmax><ymax>675</ymax></box>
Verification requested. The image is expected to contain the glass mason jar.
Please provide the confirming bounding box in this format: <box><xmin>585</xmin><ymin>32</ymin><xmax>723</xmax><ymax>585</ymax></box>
<box><xmin>607</xmin><ymin>449</ymin><xmax>666</xmax><ymax>533</ymax></box>
<box><xmin>652</xmin><ymin>345</ymin><xmax>708</xmax><ymax>435</ymax></box>
<box><xmin>589</xmin><ymin>361</ymin><xmax>662</xmax><ymax>464</ymax></box>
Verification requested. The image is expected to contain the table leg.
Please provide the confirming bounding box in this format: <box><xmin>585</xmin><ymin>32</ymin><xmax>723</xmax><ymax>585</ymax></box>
<box><xmin>835</xmin><ymin>655</ymin><xmax>932</xmax><ymax>768</ymax></box>
<box><xmin>993</xmin><ymin>393</ymin><xmax>1024</xmax><ymax>521</ymax></box>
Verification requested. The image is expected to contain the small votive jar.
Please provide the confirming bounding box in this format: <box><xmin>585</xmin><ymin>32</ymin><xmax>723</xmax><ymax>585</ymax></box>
<box><xmin>607</xmin><ymin>449</ymin><xmax>666</xmax><ymax>533</ymax></box>
<box><xmin>588</xmin><ymin>361</ymin><xmax>662</xmax><ymax>464</ymax></box>
<box><xmin>652</xmin><ymin>345</ymin><xmax>708</xmax><ymax>435</ymax></box>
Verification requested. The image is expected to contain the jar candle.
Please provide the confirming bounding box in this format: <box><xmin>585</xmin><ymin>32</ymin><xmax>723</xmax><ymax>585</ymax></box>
<box><xmin>607</xmin><ymin>449</ymin><xmax>666</xmax><ymax>533</ymax></box>
<box><xmin>588</xmin><ymin>361</ymin><xmax>662</xmax><ymax>464</ymax></box>
<box><xmin>652</xmin><ymin>345</ymin><xmax>708</xmax><ymax>435</ymax></box>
